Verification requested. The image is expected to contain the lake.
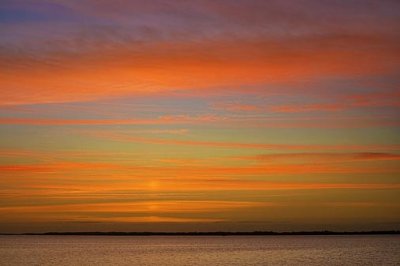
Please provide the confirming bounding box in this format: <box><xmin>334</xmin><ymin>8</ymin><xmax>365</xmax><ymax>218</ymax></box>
<box><xmin>0</xmin><ymin>235</ymin><xmax>399</xmax><ymax>265</ymax></box>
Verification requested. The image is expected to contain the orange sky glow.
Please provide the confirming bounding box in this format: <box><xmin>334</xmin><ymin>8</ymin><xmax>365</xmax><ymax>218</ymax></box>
<box><xmin>0</xmin><ymin>0</ymin><xmax>399</xmax><ymax>233</ymax></box>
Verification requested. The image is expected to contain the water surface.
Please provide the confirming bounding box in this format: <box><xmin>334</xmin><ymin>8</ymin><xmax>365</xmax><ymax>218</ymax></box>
<box><xmin>1</xmin><ymin>235</ymin><xmax>399</xmax><ymax>265</ymax></box>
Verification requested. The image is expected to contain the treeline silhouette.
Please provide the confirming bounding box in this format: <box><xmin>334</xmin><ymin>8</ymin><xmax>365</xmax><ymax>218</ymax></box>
<box><xmin>11</xmin><ymin>230</ymin><xmax>399</xmax><ymax>236</ymax></box>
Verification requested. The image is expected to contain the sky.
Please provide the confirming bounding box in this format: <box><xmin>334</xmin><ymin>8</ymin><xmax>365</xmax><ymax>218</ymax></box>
<box><xmin>0</xmin><ymin>0</ymin><xmax>399</xmax><ymax>233</ymax></box>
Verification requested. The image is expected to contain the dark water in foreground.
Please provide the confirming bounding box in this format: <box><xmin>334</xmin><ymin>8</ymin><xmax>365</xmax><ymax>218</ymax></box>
<box><xmin>0</xmin><ymin>235</ymin><xmax>399</xmax><ymax>265</ymax></box>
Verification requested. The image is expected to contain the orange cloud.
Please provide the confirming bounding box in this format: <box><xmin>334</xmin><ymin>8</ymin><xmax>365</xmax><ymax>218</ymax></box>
<box><xmin>1</xmin><ymin>33</ymin><xmax>399</xmax><ymax>105</ymax></box>
<box><xmin>0</xmin><ymin>213</ymin><xmax>224</xmax><ymax>223</ymax></box>
<box><xmin>90</xmin><ymin>132</ymin><xmax>400</xmax><ymax>152</ymax></box>
<box><xmin>270</xmin><ymin>103</ymin><xmax>344</xmax><ymax>113</ymax></box>
<box><xmin>240</xmin><ymin>152</ymin><xmax>400</xmax><ymax>163</ymax></box>
<box><xmin>0</xmin><ymin>200</ymin><xmax>271</xmax><ymax>223</ymax></box>
<box><xmin>65</xmin><ymin>216</ymin><xmax>225</xmax><ymax>223</ymax></box>
<box><xmin>211</xmin><ymin>102</ymin><xmax>259</xmax><ymax>112</ymax></box>
<box><xmin>0</xmin><ymin>115</ymin><xmax>221</xmax><ymax>126</ymax></box>
<box><xmin>346</xmin><ymin>91</ymin><xmax>400</xmax><ymax>108</ymax></box>
<box><xmin>3</xmin><ymin>181</ymin><xmax>399</xmax><ymax>196</ymax></box>
<box><xmin>0</xmin><ymin>118</ymin><xmax>172</xmax><ymax>126</ymax></box>
<box><xmin>1</xmin><ymin>115</ymin><xmax>398</xmax><ymax>129</ymax></box>
<box><xmin>0</xmin><ymin>200</ymin><xmax>269</xmax><ymax>214</ymax></box>
<box><xmin>269</xmin><ymin>91</ymin><xmax>400</xmax><ymax>113</ymax></box>
<box><xmin>0</xmin><ymin>162</ymin><xmax>118</xmax><ymax>173</ymax></box>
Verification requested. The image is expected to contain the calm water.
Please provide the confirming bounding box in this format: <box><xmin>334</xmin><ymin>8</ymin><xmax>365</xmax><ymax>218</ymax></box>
<box><xmin>0</xmin><ymin>235</ymin><xmax>399</xmax><ymax>265</ymax></box>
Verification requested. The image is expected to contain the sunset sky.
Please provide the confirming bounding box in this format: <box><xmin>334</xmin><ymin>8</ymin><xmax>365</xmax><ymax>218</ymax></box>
<box><xmin>1</xmin><ymin>0</ymin><xmax>399</xmax><ymax>233</ymax></box>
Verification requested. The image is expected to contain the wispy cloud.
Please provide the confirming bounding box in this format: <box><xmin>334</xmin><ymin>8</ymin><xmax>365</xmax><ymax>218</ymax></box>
<box><xmin>90</xmin><ymin>132</ymin><xmax>400</xmax><ymax>152</ymax></box>
<box><xmin>2</xmin><ymin>160</ymin><xmax>398</xmax><ymax>175</ymax></box>
<box><xmin>2</xmin><ymin>17</ymin><xmax>399</xmax><ymax>105</ymax></box>
<box><xmin>0</xmin><ymin>200</ymin><xmax>270</xmax><ymax>213</ymax></box>
<box><xmin>237</xmin><ymin>152</ymin><xmax>400</xmax><ymax>163</ymax></box>
<box><xmin>0</xmin><ymin>116</ymin><xmax>220</xmax><ymax>125</ymax></box>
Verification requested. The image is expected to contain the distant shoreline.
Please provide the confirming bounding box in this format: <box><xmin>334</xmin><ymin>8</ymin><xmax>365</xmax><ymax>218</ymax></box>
<box><xmin>1</xmin><ymin>231</ymin><xmax>399</xmax><ymax>236</ymax></box>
